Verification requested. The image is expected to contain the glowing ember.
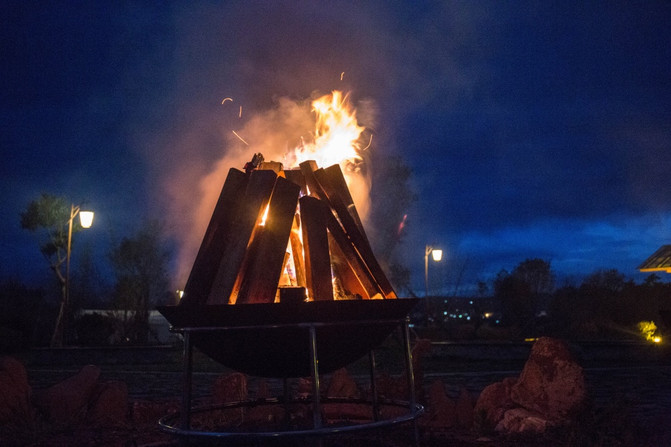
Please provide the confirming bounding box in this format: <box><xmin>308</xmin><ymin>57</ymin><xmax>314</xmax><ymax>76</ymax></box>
<box><xmin>259</xmin><ymin>203</ymin><xmax>270</xmax><ymax>226</ymax></box>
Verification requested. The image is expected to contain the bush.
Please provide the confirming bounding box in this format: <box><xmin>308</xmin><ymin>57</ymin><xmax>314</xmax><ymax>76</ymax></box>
<box><xmin>74</xmin><ymin>313</ymin><xmax>116</xmax><ymax>346</ymax></box>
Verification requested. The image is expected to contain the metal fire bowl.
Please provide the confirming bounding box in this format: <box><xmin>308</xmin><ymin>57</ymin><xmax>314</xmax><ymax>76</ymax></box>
<box><xmin>157</xmin><ymin>299</ymin><xmax>418</xmax><ymax>378</ymax></box>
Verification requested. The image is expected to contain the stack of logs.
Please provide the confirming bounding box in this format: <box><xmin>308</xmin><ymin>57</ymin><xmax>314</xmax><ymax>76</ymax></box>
<box><xmin>179</xmin><ymin>156</ymin><xmax>396</xmax><ymax>306</ymax></box>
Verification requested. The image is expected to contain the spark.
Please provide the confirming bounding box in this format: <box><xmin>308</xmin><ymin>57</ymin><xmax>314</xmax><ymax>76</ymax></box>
<box><xmin>239</xmin><ymin>106</ymin><xmax>242</xmax><ymax>118</ymax></box>
<box><xmin>232</xmin><ymin>130</ymin><xmax>249</xmax><ymax>146</ymax></box>
<box><xmin>221</xmin><ymin>97</ymin><xmax>233</xmax><ymax>104</ymax></box>
<box><xmin>340</xmin><ymin>72</ymin><xmax>345</xmax><ymax>81</ymax></box>
<box><xmin>361</xmin><ymin>134</ymin><xmax>373</xmax><ymax>151</ymax></box>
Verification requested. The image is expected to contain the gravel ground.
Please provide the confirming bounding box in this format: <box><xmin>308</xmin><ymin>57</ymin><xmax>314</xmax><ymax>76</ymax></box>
<box><xmin>13</xmin><ymin>343</ymin><xmax>671</xmax><ymax>446</ymax></box>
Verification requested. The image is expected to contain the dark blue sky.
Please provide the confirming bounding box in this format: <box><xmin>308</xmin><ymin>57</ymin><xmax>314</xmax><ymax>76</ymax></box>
<box><xmin>2</xmin><ymin>1</ymin><xmax>670</xmax><ymax>294</ymax></box>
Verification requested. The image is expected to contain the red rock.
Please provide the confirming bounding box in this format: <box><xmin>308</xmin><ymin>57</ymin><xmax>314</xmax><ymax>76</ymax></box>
<box><xmin>0</xmin><ymin>357</ymin><xmax>33</xmax><ymax>427</ymax></box>
<box><xmin>510</xmin><ymin>337</ymin><xmax>587</xmax><ymax>420</ymax></box>
<box><xmin>473</xmin><ymin>376</ymin><xmax>517</xmax><ymax>430</ymax></box>
<box><xmin>87</xmin><ymin>380</ymin><xmax>128</xmax><ymax>426</ymax></box>
<box><xmin>326</xmin><ymin>368</ymin><xmax>360</xmax><ymax>399</ymax></box>
<box><xmin>255</xmin><ymin>379</ymin><xmax>271</xmax><ymax>399</ymax></box>
<box><xmin>211</xmin><ymin>372</ymin><xmax>248</xmax><ymax>404</ymax></box>
<box><xmin>372</xmin><ymin>339</ymin><xmax>432</xmax><ymax>404</ymax></box>
<box><xmin>33</xmin><ymin>364</ymin><xmax>101</xmax><ymax>425</ymax></box>
<box><xmin>296</xmin><ymin>377</ymin><xmax>313</xmax><ymax>399</ymax></box>
<box><xmin>455</xmin><ymin>386</ymin><xmax>474</xmax><ymax>428</ymax></box>
<box><xmin>421</xmin><ymin>379</ymin><xmax>456</xmax><ymax>428</ymax></box>
<box><xmin>496</xmin><ymin>407</ymin><xmax>549</xmax><ymax>434</ymax></box>
<box><xmin>131</xmin><ymin>399</ymin><xmax>180</xmax><ymax>424</ymax></box>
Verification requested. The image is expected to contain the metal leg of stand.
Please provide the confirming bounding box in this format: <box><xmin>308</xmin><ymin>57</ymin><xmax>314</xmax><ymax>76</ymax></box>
<box><xmin>181</xmin><ymin>330</ymin><xmax>193</xmax><ymax>432</ymax></box>
<box><xmin>401</xmin><ymin>319</ymin><xmax>420</xmax><ymax>446</ymax></box>
<box><xmin>369</xmin><ymin>349</ymin><xmax>380</xmax><ymax>421</ymax></box>
<box><xmin>308</xmin><ymin>325</ymin><xmax>322</xmax><ymax>429</ymax></box>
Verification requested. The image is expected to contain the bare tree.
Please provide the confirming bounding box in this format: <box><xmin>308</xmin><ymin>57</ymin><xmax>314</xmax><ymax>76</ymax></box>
<box><xmin>20</xmin><ymin>194</ymin><xmax>83</xmax><ymax>346</ymax></box>
<box><xmin>108</xmin><ymin>220</ymin><xmax>170</xmax><ymax>344</ymax></box>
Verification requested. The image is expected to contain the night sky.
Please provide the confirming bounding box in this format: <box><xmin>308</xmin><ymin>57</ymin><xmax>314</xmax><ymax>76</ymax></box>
<box><xmin>2</xmin><ymin>1</ymin><xmax>670</xmax><ymax>295</ymax></box>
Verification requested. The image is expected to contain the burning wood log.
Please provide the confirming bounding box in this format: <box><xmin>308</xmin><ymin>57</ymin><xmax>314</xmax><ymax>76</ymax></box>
<box><xmin>299</xmin><ymin>160</ymin><xmax>326</xmax><ymax>199</ymax></box>
<box><xmin>180</xmin><ymin>155</ymin><xmax>396</xmax><ymax>307</ymax></box>
<box><xmin>328</xmin><ymin>235</ymin><xmax>368</xmax><ymax>300</ymax></box>
<box><xmin>233</xmin><ymin>176</ymin><xmax>301</xmax><ymax>304</ymax></box>
<box><xmin>180</xmin><ymin>168</ymin><xmax>248</xmax><ymax>307</ymax></box>
<box><xmin>284</xmin><ymin>169</ymin><xmax>307</xmax><ymax>196</ymax></box>
<box><xmin>314</xmin><ymin>164</ymin><xmax>366</xmax><ymax>237</ymax></box>
<box><xmin>207</xmin><ymin>170</ymin><xmax>278</xmax><ymax>305</ymax></box>
<box><xmin>289</xmin><ymin>215</ymin><xmax>307</xmax><ymax>289</ymax></box>
<box><xmin>299</xmin><ymin>196</ymin><xmax>334</xmax><ymax>301</ymax></box>
<box><xmin>325</xmin><ymin>210</ymin><xmax>384</xmax><ymax>299</ymax></box>
<box><xmin>313</xmin><ymin>165</ymin><xmax>397</xmax><ymax>299</ymax></box>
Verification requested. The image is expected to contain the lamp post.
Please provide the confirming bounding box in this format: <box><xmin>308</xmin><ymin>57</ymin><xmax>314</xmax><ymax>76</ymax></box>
<box><xmin>424</xmin><ymin>245</ymin><xmax>443</xmax><ymax>297</ymax></box>
<box><xmin>51</xmin><ymin>204</ymin><xmax>94</xmax><ymax>347</ymax></box>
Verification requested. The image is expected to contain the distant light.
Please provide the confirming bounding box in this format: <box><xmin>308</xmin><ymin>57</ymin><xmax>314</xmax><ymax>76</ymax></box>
<box><xmin>652</xmin><ymin>336</ymin><xmax>662</xmax><ymax>343</ymax></box>
<box><xmin>431</xmin><ymin>249</ymin><xmax>443</xmax><ymax>262</ymax></box>
<box><xmin>79</xmin><ymin>211</ymin><xmax>94</xmax><ymax>228</ymax></box>
<box><xmin>176</xmin><ymin>290</ymin><xmax>184</xmax><ymax>300</ymax></box>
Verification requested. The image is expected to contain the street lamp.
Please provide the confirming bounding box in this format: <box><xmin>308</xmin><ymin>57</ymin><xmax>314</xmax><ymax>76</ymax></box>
<box><xmin>424</xmin><ymin>245</ymin><xmax>443</xmax><ymax>297</ymax></box>
<box><xmin>51</xmin><ymin>204</ymin><xmax>94</xmax><ymax>347</ymax></box>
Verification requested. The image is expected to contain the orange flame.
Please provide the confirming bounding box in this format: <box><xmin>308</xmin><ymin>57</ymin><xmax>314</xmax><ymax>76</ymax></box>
<box><xmin>286</xmin><ymin>91</ymin><xmax>364</xmax><ymax>169</ymax></box>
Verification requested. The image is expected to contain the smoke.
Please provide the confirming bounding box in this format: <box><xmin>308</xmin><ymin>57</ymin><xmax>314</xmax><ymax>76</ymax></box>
<box><xmin>163</xmin><ymin>93</ymin><xmax>377</xmax><ymax>286</ymax></box>
<box><xmin>132</xmin><ymin>1</ymin><xmax>480</xmax><ymax>287</ymax></box>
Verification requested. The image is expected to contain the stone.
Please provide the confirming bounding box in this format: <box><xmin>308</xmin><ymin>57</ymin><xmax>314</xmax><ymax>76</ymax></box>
<box><xmin>496</xmin><ymin>407</ymin><xmax>549</xmax><ymax>434</ymax></box>
<box><xmin>131</xmin><ymin>399</ymin><xmax>180</xmax><ymax>424</ymax></box>
<box><xmin>296</xmin><ymin>377</ymin><xmax>313</xmax><ymax>399</ymax></box>
<box><xmin>375</xmin><ymin>339</ymin><xmax>433</xmax><ymax>403</ymax></box>
<box><xmin>326</xmin><ymin>368</ymin><xmax>360</xmax><ymax>399</ymax></box>
<box><xmin>455</xmin><ymin>386</ymin><xmax>474</xmax><ymax>428</ymax></box>
<box><xmin>87</xmin><ymin>380</ymin><xmax>128</xmax><ymax>426</ymax></box>
<box><xmin>211</xmin><ymin>372</ymin><xmax>248</xmax><ymax>404</ymax></box>
<box><xmin>412</xmin><ymin>338</ymin><xmax>432</xmax><ymax>403</ymax></box>
<box><xmin>255</xmin><ymin>379</ymin><xmax>271</xmax><ymax>399</ymax></box>
<box><xmin>473</xmin><ymin>376</ymin><xmax>517</xmax><ymax>430</ymax></box>
<box><xmin>421</xmin><ymin>379</ymin><xmax>456</xmax><ymax>428</ymax></box>
<box><xmin>33</xmin><ymin>364</ymin><xmax>101</xmax><ymax>426</ymax></box>
<box><xmin>0</xmin><ymin>356</ymin><xmax>33</xmax><ymax>427</ymax></box>
<box><xmin>510</xmin><ymin>337</ymin><xmax>587</xmax><ymax>420</ymax></box>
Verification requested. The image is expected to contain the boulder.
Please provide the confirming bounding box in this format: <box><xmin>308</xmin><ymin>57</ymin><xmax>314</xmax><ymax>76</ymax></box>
<box><xmin>496</xmin><ymin>407</ymin><xmax>549</xmax><ymax>434</ymax></box>
<box><xmin>0</xmin><ymin>356</ymin><xmax>33</xmax><ymax>427</ymax></box>
<box><xmin>326</xmin><ymin>368</ymin><xmax>360</xmax><ymax>399</ymax></box>
<box><xmin>131</xmin><ymin>399</ymin><xmax>180</xmax><ymax>424</ymax></box>
<box><xmin>211</xmin><ymin>372</ymin><xmax>248</xmax><ymax>404</ymax></box>
<box><xmin>455</xmin><ymin>386</ymin><xmax>474</xmax><ymax>428</ymax></box>
<box><xmin>254</xmin><ymin>379</ymin><xmax>272</xmax><ymax>399</ymax></box>
<box><xmin>421</xmin><ymin>379</ymin><xmax>456</xmax><ymax>428</ymax></box>
<box><xmin>87</xmin><ymin>380</ymin><xmax>128</xmax><ymax>426</ymax></box>
<box><xmin>510</xmin><ymin>337</ymin><xmax>587</xmax><ymax>420</ymax></box>
<box><xmin>33</xmin><ymin>364</ymin><xmax>101</xmax><ymax>425</ymax></box>
<box><xmin>474</xmin><ymin>376</ymin><xmax>517</xmax><ymax>430</ymax></box>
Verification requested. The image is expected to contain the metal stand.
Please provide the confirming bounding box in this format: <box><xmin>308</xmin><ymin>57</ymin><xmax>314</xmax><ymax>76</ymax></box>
<box><xmin>159</xmin><ymin>318</ymin><xmax>424</xmax><ymax>442</ymax></box>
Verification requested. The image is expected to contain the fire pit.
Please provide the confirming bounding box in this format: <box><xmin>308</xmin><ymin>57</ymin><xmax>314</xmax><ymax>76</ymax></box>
<box><xmin>158</xmin><ymin>299</ymin><xmax>417</xmax><ymax>378</ymax></box>
<box><xmin>158</xmin><ymin>92</ymin><xmax>422</xmax><ymax>440</ymax></box>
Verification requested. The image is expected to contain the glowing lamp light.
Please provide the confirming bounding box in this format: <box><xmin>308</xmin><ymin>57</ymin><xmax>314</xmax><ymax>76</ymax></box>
<box><xmin>79</xmin><ymin>210</ymin><xmax>94</xmax><ymax>228</ymax></box>
<box><xmin>424</xmin><ymin>245</ymin><xmax>443</xmax><ymax>297</ymax></box>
